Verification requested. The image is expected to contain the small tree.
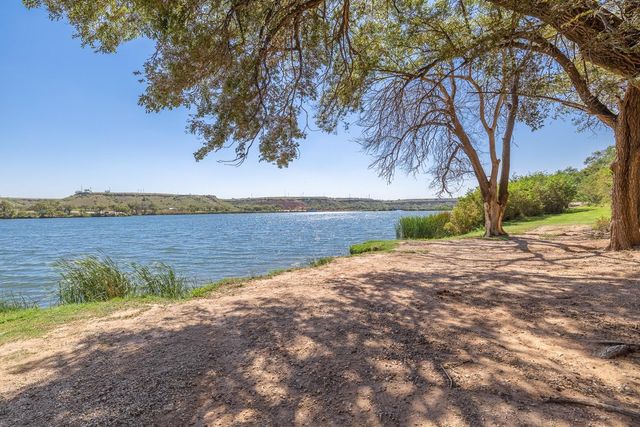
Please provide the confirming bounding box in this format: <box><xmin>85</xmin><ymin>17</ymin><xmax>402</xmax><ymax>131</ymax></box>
<box><xmin>356</xmin><ymin>56</ymin><xmax>524</xmax><ymax>236</ymax></box>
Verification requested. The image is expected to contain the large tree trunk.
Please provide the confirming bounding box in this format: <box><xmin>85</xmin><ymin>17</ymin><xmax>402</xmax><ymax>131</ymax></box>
<box><xmin>609</xmin><ymin>84</ymin><xmax>640</xmax><ymax>250</ymax></box>
<box><xmin>483</xmin><ymin>193</ymin><xmax>507</xmax><ymax>237</ymax></box>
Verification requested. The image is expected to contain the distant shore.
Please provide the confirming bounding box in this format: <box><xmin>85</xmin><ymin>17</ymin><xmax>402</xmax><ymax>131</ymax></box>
<box><xmin>0</xmin><ymin>192</ymin><xmax>455</xmax><ymax>219</ymax></box>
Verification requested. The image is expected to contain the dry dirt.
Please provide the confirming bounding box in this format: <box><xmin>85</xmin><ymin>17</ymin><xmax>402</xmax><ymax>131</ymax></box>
<box><xmin>0</xmin><ymin>225</ymin><xmax>639</xmax><ymax>426</ymax></box>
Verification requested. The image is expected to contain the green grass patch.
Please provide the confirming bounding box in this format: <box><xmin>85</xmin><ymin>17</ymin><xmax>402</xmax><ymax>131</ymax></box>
<box><xmin>350</xmin><ymin>240</ymin><xmax>398</xmax><ymax>255</ymax></box>
<box><xmin>0</xmin><ymin>296</ymin><xmax>169</xmax><ymax>345</ymax></box>
<box><xmin>190</xmin><ymin>267</ymin><xmax>302</xmax><ymax>299</ymax></box>
<box><xmin>454</xmin><ymin>206</ymin><xmax>610</xmax><ymax>239</ymax></box>
<box><xmin>189</xmin><ymin>277</ymin><xmax>250</xmax><ymax>298</ymax></box>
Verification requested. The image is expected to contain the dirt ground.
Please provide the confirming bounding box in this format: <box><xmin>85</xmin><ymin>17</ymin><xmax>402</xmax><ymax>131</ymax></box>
<box><xmin>0</xmin><ymin>225</ymin><xmax>639</xmax><ymax>426</ymax></box>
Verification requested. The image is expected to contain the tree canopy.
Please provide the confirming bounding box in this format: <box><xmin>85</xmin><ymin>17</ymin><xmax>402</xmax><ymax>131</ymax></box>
<box><xmin>24</xmin><ymin>0</ymin><xmax>640</xmax><ymax>248</ymax></box>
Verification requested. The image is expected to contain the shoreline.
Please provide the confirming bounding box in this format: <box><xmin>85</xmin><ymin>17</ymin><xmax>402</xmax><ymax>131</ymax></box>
<box><xmin>0</xmin><ymin>206</ymin><xmax>607</xmax><ymax>340</ymax></box>
<box><xmin>1</xmin><ymin>221</ymin><xmax>637</xmax><ymax>425</ymax></box>
<box><xmin>0</xmin><ymin>193</ymin><xmax>456</xmax><ymax>220</ymax></box>
<box><xmin>0</xmin><ymin>208</ymin><xmax>449</xmax><ymax>221</ymax></box>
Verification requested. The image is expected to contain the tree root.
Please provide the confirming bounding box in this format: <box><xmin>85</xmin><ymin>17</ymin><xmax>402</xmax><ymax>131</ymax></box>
<box><xmin>594</xmin><ymin>340</ymin><xmax>640</xmax><ymax>347</ymax></box>
<box><xmin>439</xmin><ymin>364</ymin><xmax>454</xmax><ymax>388</ymax></box>
<box><xmin>593</xmin><ymin>341</ymin><xmax>640</xmax><ymax>359</ymax></box>
<box><xmin>544</xmin><ymin>397</ymin><xmax>640</xmax><ymax>420</ymax></box>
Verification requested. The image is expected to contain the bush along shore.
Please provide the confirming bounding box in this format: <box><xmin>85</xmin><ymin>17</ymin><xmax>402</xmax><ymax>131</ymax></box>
<box><xmin>397</xmin><ymin>170</ymin><xmax>611</xmax><ymax>239</ymax></box>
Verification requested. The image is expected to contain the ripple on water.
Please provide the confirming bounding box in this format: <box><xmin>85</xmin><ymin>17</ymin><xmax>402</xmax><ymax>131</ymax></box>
<box><xmin>0</xmin><ymin>211</ymin><xmax>439</xmax><ymax>305</ymax></box>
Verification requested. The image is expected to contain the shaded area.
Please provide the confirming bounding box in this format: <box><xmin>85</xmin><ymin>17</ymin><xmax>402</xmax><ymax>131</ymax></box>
<box><xmin>0</xmin><ymin>227</ymin><xmax>639</xmax><ymax>426</ymax></box>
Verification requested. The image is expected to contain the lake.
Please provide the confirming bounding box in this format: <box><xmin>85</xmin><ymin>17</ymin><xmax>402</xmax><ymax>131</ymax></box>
<box><xmin>0</xmin><ymin>211</ymin><xmax>437</xmax><ymax>305</ymax></box>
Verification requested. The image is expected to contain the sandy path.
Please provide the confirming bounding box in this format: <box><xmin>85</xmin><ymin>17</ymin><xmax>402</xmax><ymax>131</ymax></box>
<box><xmin>0</xmin><ymin>226</ymin><xmax>639</xmax><ymax>426</ymax></box>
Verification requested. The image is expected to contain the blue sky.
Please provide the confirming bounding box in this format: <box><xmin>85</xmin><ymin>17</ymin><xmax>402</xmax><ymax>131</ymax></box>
<box><xmin>0</xmin><ymin>2</ymin><xmax>613</xmax><ymax>199</ymax></box>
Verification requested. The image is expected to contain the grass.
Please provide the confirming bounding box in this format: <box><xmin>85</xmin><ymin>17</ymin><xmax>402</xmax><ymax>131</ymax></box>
<box><xmin>55</xmin><ymin>256</ymin><xmax>133</xmax><ymax>304</ymax></box>
<box><xmin>190</xmin><ymin>266</ymin><xmax>307</xmax><ymax>298</ymax></box>
<box><xmin>0</xmin><ymin>263</ymin><xmax>309</xmax><ymax>344</ymax></box>
<box><xmin>55</xmin><ymin>256</ymin><xmax>190</xmax><ymax>304</ymax></box>
<box><xmin>132</xmin><ymin>263</ymin><xmax>190</xmax><ymax>299</ymax></box>
<box><xmin>0</xmin><ymin>297</ymin><xmax>167</xmax><ymax>345</ymax></box>
<box><xmin>350</xmin><ymin>240</ymin><xmax>398</xmax><ymax>255</ymax></box>
<box><xmin>395</xmin><ymin>213</ymin><xmax>451</xmax><ymax>239</ymax></box>
<box><xmin>0</xmin><ymin>295</ymin><xmax>38</xmax><ymax>313</ymax></box>
<box><xmin>0</xmin><ymin>273</ymin><xmax>270</xmax><ymax>345</ymax></box>
<box><xmin>189</xmin><ymin>277</ymin><xmax>251</xmax><ymax>298</ymax></box>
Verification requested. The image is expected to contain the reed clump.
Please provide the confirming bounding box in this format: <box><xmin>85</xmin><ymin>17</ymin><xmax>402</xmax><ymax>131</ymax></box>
<box><xmin>55</xmin><ymin>256</ymin><xmax>189</xmax><ymax>304</ymax></box>
<box><xmin>396</xmin><ymin>212</ymin><xmax>452</xmax><ymax>239</ymax></box>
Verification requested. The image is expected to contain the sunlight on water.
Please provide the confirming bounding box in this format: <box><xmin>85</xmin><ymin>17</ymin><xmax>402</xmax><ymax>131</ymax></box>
<box><xmin>0</xmin><ymin>211</ymin><xmax>437</xmax><ymax>305</ymax></box>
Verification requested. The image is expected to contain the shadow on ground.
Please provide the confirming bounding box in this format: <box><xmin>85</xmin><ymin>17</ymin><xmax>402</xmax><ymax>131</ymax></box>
<box><xmin>1</xmin><ymin>233</ymin><xmax>639</xmax><ymax>426</ymax></box>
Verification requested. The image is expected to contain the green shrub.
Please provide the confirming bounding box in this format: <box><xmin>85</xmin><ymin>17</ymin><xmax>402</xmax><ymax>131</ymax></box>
<box><xmin>505</xmin><ymin>172</ymin><xmax>577</xmax><ymax>218</ymax></box>
<box><xmin>592</xmin><ymin>216</ymin><xmax>611</xmax><ymax>237</ymax></box>
<box><xmin>538</xmin><ymin>172</ymin><xmax>578</xmax><ymax>214</ymax></box>
<box><xmin>575</xmin><ymin>146</ymin><xmax>614</xmax><ymax>204</ymax></box>
<box><xmin>396</xmin><ymin>212</ymin><xmax>452</xmax><ymax>239</ymax></box>
<box><xmin>445</xmin><ymin>190</ymin><xmax>484</xmax><ymax>235</ymax></box>
<box><xmin>55</xmin><ymin>256</ymin><xmax>133</xmax><ymax>304</ymax></box>
<box><xmin>350</xmin><ymin>240</ymin><xmax>397</xmax><ymax>254</ymax></box>
<box><xmin>445</xmin><ymin>172</ymin><xmax>578</xmax><ymax>236</ymax></box>
<box><xmin>577</xmin><ymin>167</ymin><xmax>612</xmax><ymax>205</ymax></box>
<box><xmin>132</xmin><ymin>263</ymin><xmax>189</xmax><ymax>299</ymax></box>
<box><xmin>504</xmin><ymin>181</ymin><xmax>543</xmax><ymax>219</ymax></box>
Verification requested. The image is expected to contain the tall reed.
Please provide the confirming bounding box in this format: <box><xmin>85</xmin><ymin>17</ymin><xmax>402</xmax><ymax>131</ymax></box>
<box><xmin>0</xmin><ymin>294</ymin><xmax>38</xmax><ymax>313</ymax></box>
<box><xmin>396</xmin><ymin>212</ymin><xmax>452</xmax><ymax>239</ymax></box>
<box><xmin>55</xmin><ymin>256</ymin><xmax>189</xmax><ymax>304</ymax></box>
<box><xmin>132</xmin><ymin>263</ymin><xmax>189</xmax><ymax>299</ymax></box>
<box><xmin>55</xmin><ymin>256</ymin><xmax>133</xmax><ymax>304</ymax></box>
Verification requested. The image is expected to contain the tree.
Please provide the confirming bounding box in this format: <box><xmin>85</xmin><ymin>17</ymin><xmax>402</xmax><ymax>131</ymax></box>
<box><xmin>575</xmin><ymin>147</ymin><xmax>615</xmax><ymax>204</ymax></box>
<box><xmin>27</xmin><ymin>0</ymin><xmax>637</xmax><ymax>243</ymax></box>
<box><xmin>313</xmin><ymin>2</ymin><xmax>542</xmax><ymax>236</ymax></box>
<box><xmin>475</xmin><ymin>1</ymin><xmax>640</xmax><ymax>249</ymax></box>
<box><xmin>0</xmin><ymin>200</ymin><xmax>16</xmax><ymax>219</ymax></box>
<box><xmin>25</xmin><ymin>0</ymin><xmax>532</xmax><ymax>236</ymax></box>
<box><xmin>356</xmin><ymin>55</ymin><xmax>524</xmax><ymax>236</ymax></box>
<box><xmin>506</xmin><ymin>32</ymin><xmax>638</xmax><ymax>250</ymax></box>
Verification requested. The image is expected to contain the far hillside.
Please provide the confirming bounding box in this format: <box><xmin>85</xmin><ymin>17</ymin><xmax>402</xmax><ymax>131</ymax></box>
<box><xmin>227</xmin><ymin>197</ymin><xmax>454</xmax><ymax>212</ymax></box>
<box><xmin>0</xmin><ymin>193</ymin><xmax>455</xmax><ymax>219</ymax></box>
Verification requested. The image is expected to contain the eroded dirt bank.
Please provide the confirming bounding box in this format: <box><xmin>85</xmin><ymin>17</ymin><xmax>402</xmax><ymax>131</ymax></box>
<box><xmin>0</xmin><ymin>226</ymin><xmax>638</xmax><ymax>426</ymax></box>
